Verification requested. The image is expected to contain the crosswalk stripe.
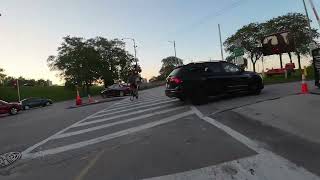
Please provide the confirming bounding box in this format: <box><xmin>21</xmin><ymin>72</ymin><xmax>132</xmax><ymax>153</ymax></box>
<box><xmin>93</xmin><ymin>99</ymin><xmax>177</xmax><ymax>118</ymax></box>
<box><xmin>24</xmin><ymin>111</ymin><xmax>194</xmax><ymax>159</ymax></box>
<box><xmin>107</xmin><ymin>96</ymin><xmax>172</xmax><ymax>109</ymax></box>
<box><xmin>52</xmin><ymin>107</ymin><xmax>186</xmax><ymax>140</ymax></box>
<box><xmin>73</xmin><ymin>104</ymin><xmax>177</xmax><ymax>128</ymax></box>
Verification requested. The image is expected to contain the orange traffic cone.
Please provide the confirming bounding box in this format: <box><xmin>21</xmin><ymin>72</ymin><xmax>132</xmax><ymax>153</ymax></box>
<box><xmin>301</xmin><ymin>74</ymin><xmax>309</xmax><ymax>94</ymax></box>
<box><xmin>76</xmin><ymin>90</ymin><xmax>82</xmax><ymax>106</ymax></box>
<box><xmin>88</xmin><ymin>94</ymin><xmax>94</xmax><ymax>103</ymax></box>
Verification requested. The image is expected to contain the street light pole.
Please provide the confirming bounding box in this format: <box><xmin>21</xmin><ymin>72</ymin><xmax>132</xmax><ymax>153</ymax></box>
<box><xmin>168</xmin><ymin>40</ymin><xmax>177</xmax><ymax>57</ymax></box>
<box><xmin>303</xmin><ymin>0</ymin><xmax>312</xmax><ymax>32</ymax></box>
<box><xmin>122</xmin><ymin>38</ymin><xmax>138</xmax><ymax>66</ymax></box>
<box><xmin>218</xmin><ymin>24</ymin><xmax>224</xmax><ymax>61</ymax></box>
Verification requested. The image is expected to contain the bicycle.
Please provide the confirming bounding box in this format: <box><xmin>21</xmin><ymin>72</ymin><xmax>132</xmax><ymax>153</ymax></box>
<box><xmin>130</xmin><ymin>85</ymin><xmax>139</xmax><ymax>101</ymax></box>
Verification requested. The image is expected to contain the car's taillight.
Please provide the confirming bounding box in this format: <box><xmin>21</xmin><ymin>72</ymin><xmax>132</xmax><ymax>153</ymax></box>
<box><xmin>169</xmin><ymin>77</ymin><xmax>183</xmax><ymax>84</ymax></box>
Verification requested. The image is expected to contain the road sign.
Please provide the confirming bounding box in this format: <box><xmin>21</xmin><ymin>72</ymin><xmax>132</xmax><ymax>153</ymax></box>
<box><xmin>261</xmin><ymin>31</ymin><xmax>295</xmax><ymax>56</ymax></box>
<box><xmin>312</xmin><ymin>48</ymin><xmax>320</xmax><ymax>87</ymax></box>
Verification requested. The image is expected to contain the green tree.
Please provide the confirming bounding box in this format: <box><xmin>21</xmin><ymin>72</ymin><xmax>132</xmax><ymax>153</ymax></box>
<box><xmin>90</xmin><ymin>37</ymin><xmax>136</xmax><ymax>87</ymax></box>
<box><xmin>224</xmin><ymin>23</ymin><xmax>263</xmax><ymax>72</ymax></box>
<box><xmin>0</xmin><ymin>68</ymin><xmax>6</xmax><ymax>85</ymax></box>
<box><xmin>263</xmin><ymin>13</ymin><xmax>319</xmax><ymax>70</ymax></box>
<box><xmin>47</xmin><ymin>36</ymin><xmax>101</xmax><ymax>94</ymax></box>
<box><xmin>159</xmin><ymin>56</ymin><xmax>183</xmax><ymax>80</ymax></box>
<box><xmin>37</xmin><ymin>79</ymin><xmax>48</xmax><ymax>86</ymax></box>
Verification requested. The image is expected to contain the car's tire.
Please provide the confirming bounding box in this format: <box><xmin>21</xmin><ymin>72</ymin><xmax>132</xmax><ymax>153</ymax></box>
<box><xmin>178</xmin><ymin>96</ymin><xmax>187</xmax><ymax>102</ymax></box>
<box><xmin>249</xmin><ymin>83</ymin><xmax>262</xmax><ymax>95</ymax></box>
<box><xmin>119</xmin><ymin>91</ymin><xmax>124</xmax><ymax>97</ymax></box>
<box><xmin>190</xmin><ymin>88</ymin><xmax>208</xmax><ymax>105</ymax></box>
<box><xmin>9</xmin><ymin>108</ymin><xmax>18</xmax><ymax>115</ymax></box>
<box><xmin>24</xmin><ymin>105</ymin><xmax>30</xmax><ymax>110</ymax></box>
<box><xmin>46</xmin><ymin>102</ymin><xmax>51</xmax><ymax>106</ymax></box>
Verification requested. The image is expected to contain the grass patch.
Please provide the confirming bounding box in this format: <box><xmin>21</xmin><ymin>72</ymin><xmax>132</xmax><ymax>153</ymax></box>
<box><xmin>0</xmin><ymin>86</ymin><xmax>103</xmax><ymax>102</ymax></box>
<box><xmin>263</xmin><ymin>66</ymin><xmax>315</xmax><ymax>85</ymax></box>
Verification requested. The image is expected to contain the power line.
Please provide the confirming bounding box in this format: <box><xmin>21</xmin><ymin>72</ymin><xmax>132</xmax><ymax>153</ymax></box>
<box><xmin>171</xmin><ymin>0</ymin><xmax>249</xmax><ymax>35</ymax></box>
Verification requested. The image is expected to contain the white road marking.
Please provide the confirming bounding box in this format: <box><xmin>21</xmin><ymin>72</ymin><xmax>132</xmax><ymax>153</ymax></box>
<box><xmin>144</xmin><ymin>152</ymin><xmax>320</xmax><ymax>180</ymax></box>
<box><xmin>22</xmin><ymin>96</ymin><xmax>137</xmax><ymax>155</ymax></box>
<box><xmin>190</xmin><ymin>106</ymin><xmax>261</xmax><ymax>152</ymax></box>
<box><xmin>91</xmin><ymin>99</ymin><xmax>177</xmax><ymax>118</ymax></box>
<box><xmin>23</xmin><ymin>111</ymin><xmax>194</xmax><ymax>159</ymax></box>
<box><xmin>186</xmin><ymin>106</ymin><xmax>320</xmax><ymax>180</ymax></box>
<box><xmin>74</xmin><ymin>104</ymin><xmax>177</xmax><ymax>127</ymax></box>
<box><xmin>22</xmin><ymin>94</ymin><xmax>171</xmax><ymax>156</ymax></box>
<box><xmin>103</xmin><ymin>97</ymin><xmax>173</xmax><ymax>110</ymax></box>
<box><xmin>21</xmin><ymin>106</ymin><xmax>111</xmax><ymax>155</ymax></box>
<box><xmin>52</xmin><ymin>107</ymin><xmax>186</xmax><ymax>139</ymax></box>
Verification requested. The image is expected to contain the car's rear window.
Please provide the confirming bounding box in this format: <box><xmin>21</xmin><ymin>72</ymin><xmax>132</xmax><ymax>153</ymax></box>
<box><xmin>169</xmin><ymin>67</ymin><xmax>182</xmax><ymax>77</ymax></box>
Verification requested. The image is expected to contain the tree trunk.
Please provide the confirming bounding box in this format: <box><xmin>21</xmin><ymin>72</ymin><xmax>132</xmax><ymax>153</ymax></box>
<box><xmin>297</xmin><ymin>53</ymin><xmax>302</xmax><ymax>71</ymax></box>
<box><xmin>251</xmin><ymin>57</ymin><xmax>256</xmax><ymax>72</ymax></box>
<box><xmin>288</xmin><ymin>52</ymin><xmax>292</xmax><ymax>63</ymax></box>
<box><xmin>85</xmin><ymin>82</ymin><xmax>90</xmax><ymax>96</ymax></box>
<box><xmin>279</xmin><ymin>54</ymin><xmax>283</xmax><ymax>69</ymax></box>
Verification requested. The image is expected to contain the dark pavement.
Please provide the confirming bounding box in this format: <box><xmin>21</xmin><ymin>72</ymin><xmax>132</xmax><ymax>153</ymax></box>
<box><xmin>0</xmin><ymin>82</ymin><xmax>319</xmax><ymax>180</ymax></box>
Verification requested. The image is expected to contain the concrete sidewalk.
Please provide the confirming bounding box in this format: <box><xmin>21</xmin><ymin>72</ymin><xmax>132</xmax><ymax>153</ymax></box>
<box><xmin>234</xmin><ymin>93</ymin><xmax>320</xmax><ymax>144</ymax></box>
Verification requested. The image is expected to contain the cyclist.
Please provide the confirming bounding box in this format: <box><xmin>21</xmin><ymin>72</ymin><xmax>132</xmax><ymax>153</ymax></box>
<box><xmin>128</xmin><ymin>70</ymin><xmax>140</xmax><ymax>99</ymax></box>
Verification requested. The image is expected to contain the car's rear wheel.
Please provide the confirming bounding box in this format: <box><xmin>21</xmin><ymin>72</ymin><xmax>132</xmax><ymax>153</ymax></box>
<box><xmin>178</xmin><ymin>96</ymin><xmax>186</xmax><ymax>102</ymax></box>
<box><xmin>9</xmin><ymin>108</ymin><xmax>18</xmax><ymax>115</ymax></box>
<box><xmin>190</xmin><ymin>88</ymin><xmax>208</xmax><ymax>105</ymax></box>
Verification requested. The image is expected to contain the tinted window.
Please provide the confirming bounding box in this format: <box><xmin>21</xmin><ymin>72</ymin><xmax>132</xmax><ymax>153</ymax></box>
<box><xmin>207</xmin><ymin>63</ymin><xmax>222</xmax><ymax>73</ymax></box>
<box><xmin>222</xmin><ymin>63</ymin><xmax>240</xmax><ymax>73</ymax></box>
<box><xmin>169</xmin><ymin>67</ymin><xmax>182</xmax><ymax>76</ymax></box>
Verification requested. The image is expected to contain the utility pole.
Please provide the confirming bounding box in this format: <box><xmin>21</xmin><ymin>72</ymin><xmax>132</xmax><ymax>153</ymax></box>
<box><xmin>122</xmin><ymin>38</ymin><xmax>138</xmax><ymax>66</ymax></box>
<box><xmin>303</xmin><ymin>0</ymin><xmax>312</xmax><ymax>32</ymax></box>
<box><xmin>17</xmin><ymin>79</ymin><xmax>21</xmax><ymax>102</ymax></box>
<box><xmin>168</xmin><ymin>41</ymin><xmax>177</xmax><ymax>57</ymax></box>
<box><xmin>308</xmin><ymin>0</ymin><xmax>320</xmax><ymax>28</ymax></box>
<box><xmin>218</xmin><ymin>24</ymin><xmax>224</xmax><ymax>61</ymax></box>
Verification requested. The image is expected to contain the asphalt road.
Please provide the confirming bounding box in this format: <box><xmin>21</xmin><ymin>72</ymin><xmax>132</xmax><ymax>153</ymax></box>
<box><xmin>0</xmin><ymin>83</ymin><xmax>319</xmax><ymax>180</ymax></box>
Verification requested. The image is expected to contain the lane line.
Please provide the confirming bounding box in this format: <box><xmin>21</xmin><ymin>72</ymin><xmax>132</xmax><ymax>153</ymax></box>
<box><xmin>91</xmin><ymin>99</ymin><xmax>177</xmax><ymax>118</ymax></box>
<box><xmin>99</xmin><ymin>98</ymin><xmax>176</xmax><ymax>113</ymax></box>
<box><xmin>102</xmin><ymin>97</ymin><xmax>173</xmax><ymax>110</ymax></box>
<box><xmin>22</xmin><ymin>97</ymin><xmax>130</xmax><ymax>155</ymax></box>
<box><xmin>143</xmin><ymin>152</ymin><xmax>320</xmax><ymax>180</ymax></box>
<box><xmin>53</xmin><ymin>107</ymin><xmax>186</xmax><ymax>139</ymax></box>
<box><xmin>23</xmin><ymin>111</ymin><xmax>194</xmax><ymax>159</ymax></box>
<box><xmin>190</xmin><ymin>106</ymin><xmax>260</xmax><ymax>152</ymax></box>
<box><xmin>74</xmin><ymin>149</ymin><xmax>105</xmax><ymax>180</ymax></box>
<box><xmin>189</xmin><ymin>106</ymin><xmax>320</xmax><ymax>179</ymax></box>
<box><xmin>74</xmin><ymin>104</ymin><xmax>178</xmax><ymax>127</ymax></box>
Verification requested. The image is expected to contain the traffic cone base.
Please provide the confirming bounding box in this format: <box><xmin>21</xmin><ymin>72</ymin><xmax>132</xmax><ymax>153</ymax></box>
<box><xmin>300</xmin><ymin>74</ymin><xmax>309</xmax><ymax>94</ymax></box>
<box><xmin>76</xmin><ymin>90</ymin><xmax>83</xmax><ymax>106</ymax></box>
<box><xmin>301</xmin><ymin>83</ymin><xmax>309</xmax><ymax>94</ymax></box>
<box><xmin>88</xmin><ymin>94</ymin><xmax>94</xmax><ymax>103</ymax></box>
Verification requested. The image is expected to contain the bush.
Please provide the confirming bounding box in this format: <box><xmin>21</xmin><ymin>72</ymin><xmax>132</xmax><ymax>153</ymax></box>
<box><xmin>0</xmin><ymin>86</ymin><xmax>103</xmax><ymax>102</ymax></box>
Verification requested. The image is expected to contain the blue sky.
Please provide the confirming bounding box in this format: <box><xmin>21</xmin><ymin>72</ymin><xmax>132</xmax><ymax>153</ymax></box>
<box><xmin>1</xmin><ymin>0</ymin><xmax>319</xmax><ymax>84</ymax></box>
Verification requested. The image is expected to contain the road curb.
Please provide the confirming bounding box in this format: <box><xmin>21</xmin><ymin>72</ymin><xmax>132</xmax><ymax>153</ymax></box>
<box><xmin>66</xmin><ymin>97</ymin><xmax>125</xmax><ymax>109</ymax></box>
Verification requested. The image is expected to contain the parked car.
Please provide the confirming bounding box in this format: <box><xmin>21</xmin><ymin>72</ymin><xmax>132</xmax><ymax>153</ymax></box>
<box><xmin>0</xmin><ymin>100</ymin><xmax>22</xmax><ymax>115</ymax></box>
<box><xmin>21</xmin><ymin>97</ymin><xmax>53</xmax><ymax>110</ymax></box>
<box><xmin>165</xmin><ymin>61</ymin><xmax>264</xmax><ymax>104</ymax></box>
<box><xmin>101</xmin><ymin>84</ymin><xmax>131</xmax><ymax>98</ymax></box>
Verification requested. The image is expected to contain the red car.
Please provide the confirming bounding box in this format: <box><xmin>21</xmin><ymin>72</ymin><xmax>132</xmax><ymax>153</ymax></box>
<box><xmin>100</xmin><ymin>84</ymin><xmax>131</xmax><ymax>98</ymax></box>
<box><xmin>0</xmin><ymin>100</ymin><xmax>22</xmax><ymax>115</ymax></box>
